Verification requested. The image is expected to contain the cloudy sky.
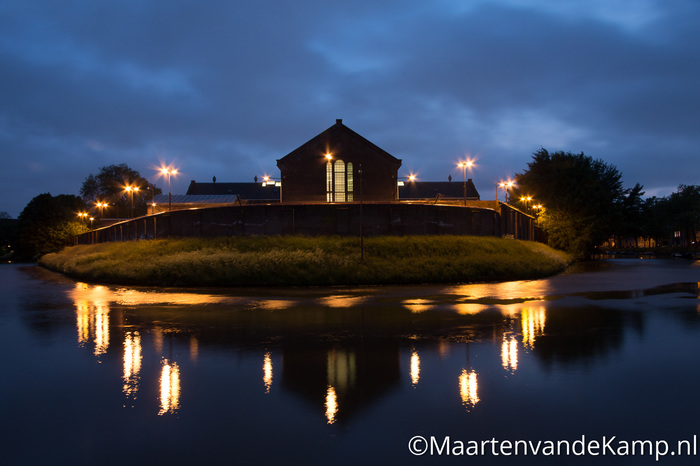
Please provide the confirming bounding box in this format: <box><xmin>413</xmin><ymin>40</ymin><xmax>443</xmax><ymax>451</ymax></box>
<box><xmin>2</xmin><ymin>0</ymin><xmax>698</xmax><ymax>217</ymax></box>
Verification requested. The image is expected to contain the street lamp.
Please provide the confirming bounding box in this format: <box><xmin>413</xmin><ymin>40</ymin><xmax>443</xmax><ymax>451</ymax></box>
<box><xmin>124</xmin><ymin>185</ymin><xmax>140</xmax><ymax>218</ymax></box>
<box><xmin>95</xmin><ymin>201</ymin><xmax>108</xmax><ymax>219</ymax></box>
<box><xmin>457</xmin><ymin>160</ymin><xmax>474</xmax><ymax>206</ymax></box>
<box><xmin>520</xmin><ymin>196</ymin><xmax>532</xmax><ymax>212</ymax></box>
<box><xmin>397</xmin><ymin>173</ymin><xmax>417</xmax><ymax>199</ymax></box>
<box><xmin>498</xmin><ymin>180</ymin><xmax>515</xmax><ymax>204</ymax></box>
<box><xmin>160</xmin><ymin>167</ymin><xmax>178</xmax><ymax>211</ymax></box>
<box><xmin>532</xmin><ymin>204</ymin><xmax>543</xmax><ymax>221</ymax></box>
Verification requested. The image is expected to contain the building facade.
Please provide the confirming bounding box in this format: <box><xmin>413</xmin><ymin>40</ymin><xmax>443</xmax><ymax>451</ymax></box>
<box><xmin>276</xmin><ymin>119</ymin><xmax>402</xmax><ymax>203</ymax></box>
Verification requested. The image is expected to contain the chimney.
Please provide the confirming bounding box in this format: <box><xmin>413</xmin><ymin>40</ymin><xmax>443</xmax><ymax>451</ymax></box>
<box><xmin>336</xmin><ymin>118</ymin><xmax>343</xmax><ymax>125</ymax></box>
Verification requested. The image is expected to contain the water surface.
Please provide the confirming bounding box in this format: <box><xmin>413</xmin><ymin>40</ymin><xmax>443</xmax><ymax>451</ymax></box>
<box><xmin>1</xmin><ymin>259</ymin><xmax>699</xmax><ymax>465</ymax></box>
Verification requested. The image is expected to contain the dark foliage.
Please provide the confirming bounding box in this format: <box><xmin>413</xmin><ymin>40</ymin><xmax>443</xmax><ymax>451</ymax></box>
<box><xmin>17</xmin><ymin>193</ymin><xmax>89</xmax><ymax>259</ymax></box>
<box><xmin>514</xmin><ymin>149</ymin><xmax>627</xmax><ymax>258</ymax></box>
<box><xmin>80</xmin><ymin>163</ymin><xmax>161</xmax><ymax>218</ymax></box>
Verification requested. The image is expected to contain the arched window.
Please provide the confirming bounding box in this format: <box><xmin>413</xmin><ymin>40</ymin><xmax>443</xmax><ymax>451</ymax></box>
<box><xmin>334</xmin><ymin>160</ymin><xmax>345</xmax><ymax>202</ymax></box>
<box><xmin>346</xmin><ymin>162</ymin><xmax>354</xmax><ymax>202</ymax></box>
<box><xmin>325</xmin><ymin>160</ymin><xmax>354</xmax><ymax>202</ymax></box>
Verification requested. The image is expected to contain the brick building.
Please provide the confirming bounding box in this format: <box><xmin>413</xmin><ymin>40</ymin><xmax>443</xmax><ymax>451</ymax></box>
<box><xmin>276</xmin><ymin>119</ymin><xmax>402</xmax><ymax>203</ymax></box>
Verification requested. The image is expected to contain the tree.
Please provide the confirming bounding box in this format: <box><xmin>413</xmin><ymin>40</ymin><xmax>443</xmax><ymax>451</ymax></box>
<box><xmin>0</xmin><ymin>213</ymin><xmax>19</xmax><ymax>259</ymax></box>
<box><xmin>514</xmin><ymin>148</ymin><xmax>627</xmax><ymax>258</ymax></box>
<box><xmin>80</xmin><ymin>163</ymin><xmax>161</xmax><ymax>218</ymax></box>
<box><xmin>616</xmin><ymin>183</ymin><xmax>645</xmax><ymax>248</ymax></box>
<box><xmin>17</xmin><ymin>193</ymin><xmax>89</xmax><ymax>259</ymax></box>
<box><xmin>665</xmin><ymin>185</ymin><xmax>700</xmax><ymax>247</ymax></box>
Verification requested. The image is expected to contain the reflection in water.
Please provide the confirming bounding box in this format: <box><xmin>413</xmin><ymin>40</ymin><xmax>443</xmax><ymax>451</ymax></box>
<box><xmin>112</xmin><ymin>289</ymin><xmax>229</xmax><ymax>306</ymax></box>
<box><xmin>438</xmin><ymin>340</ymin><xmax>450</xmax><ymax>359</ymax></box>
<box><xmin>320</xmin><ymin>295</ymin><xmax>367</xmax><ymax>308</ymax></box>
<box><xmin>325</xmin><ymin>386</ymin><xmax>338</xmax><ymax>424</ymax></box>
<box><xmin>410</xmin><ymin>350</ymin><xmax>420</xmax><ymax>387</ymax></box>
<box><xmin>190</xmin><ymin>336</ymin><xmax>199</xmax><ymax>362</ymax></box>
<box><xmin>74</xmin><ymin>283</ymin><xmax>110</xmax><ymax>355</ymax></box>
<box><xmin>158</xmin><ymin>359</ymin><xmax>181</xmax><ymax>415</ymax></box>
<box><xmin>501</xmin><ymin>336</ymin><xmax>518</xmax><ymax>372</ymax></box>
<box><xmin>56</xmin><ymin>264</ymin><xmax>699</xmax><ymax>432</ymax></box>
<box><xmin>263</xmin><ymin>352</ymin><xmax>273</xmax><ymax>394</ymax></box>
<box><xmin>402</xmin><ymin>298</ymin><xmax>435</xmax><ymax>313</ymax></box>
<box><xmin>522</xmin><ymin>307</ymin><xmax>546</xmax><ymax>348</ymax></box>
<box><xmin>327</xmin><ymin>349</ymin><xmax>356</xmax><ymax>391</ymax></box>
<box><xmin>459</xmin><ymin>369</ymin><xmax>479</xmax><ymax>409</ymax></box>
<box><xmin>452</xmin><ymin>303</ymin><xmax>489</xmax><ymax>315</ymax></box>
<box><xmin>153</xmin><ymin>328</ymin><xmax>164</xmax><ymax>355</ymax></box>
<box><xmin>255</xmin><ymin>299</ymin><xmax>294</xmax><ymax>310</ymax></box>
<box><xmin>123</xmin><ymin>331</ymin><xmax>142</xmax><ymax>401</ymax></box>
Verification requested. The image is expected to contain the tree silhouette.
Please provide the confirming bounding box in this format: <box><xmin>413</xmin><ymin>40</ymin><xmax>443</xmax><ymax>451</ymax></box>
<box><xmin>80</xmin><ymin>163</ymin><xmax>161</xmax><ymax>218</ymax></box>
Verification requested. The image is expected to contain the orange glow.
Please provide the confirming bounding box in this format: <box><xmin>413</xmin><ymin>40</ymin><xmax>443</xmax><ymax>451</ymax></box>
<box><xmin>459</xmin><ymin>369</ymin><xmax>479</xmax><ymax>408</ymax></box>
<box><xmin>158</xmin><ymin>359</ymin><xmax>181</xmax><ymax>415</ymax></box>
<box><xmin>123</xmin><ymin>331</ymin><xmax>142</xmax><ymax>400</ymax></box>
<box><xmin>325</xmin><ymin>386</ymin><xmax>338</xmax><ymax>424</ymax></box>
<box><xmin>320</xmin><ymin>295</ymin><xmax>367</xmax><ymax>308</ymax></box>
<box><xmin>325</xmin><ymin>153</ymin><xmax>332</xmax><ymax>160</ymax></box>
<box><xmin>402</xmin><ymin>298</ymin><xmax>435</xmax><ymax>313</ymax></box>
<box><xmin>410</xmin><ymin>350</ymin><xmax>420</xmax><ymax>387</ymax></box>
<box><xmin>73</xmin><ymin>283</ymin><xmax>111</xmax><ymax>355</ymax></box>
<box><xmin>501</xmin><ymin>336</ymin><xmax>518</xmax><ymax>372</ymax></box>
<box><xmin>263</xmin><ymin>352</ymin><xmax>273</xmax><ymax>394</ymax></box>
<box><xmin>522</xmin><ymin>307</ymin><xmax>546</xmax><ymax>348</ymax></box>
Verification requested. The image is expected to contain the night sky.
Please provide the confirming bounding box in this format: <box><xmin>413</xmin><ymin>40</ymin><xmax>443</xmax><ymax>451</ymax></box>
<box><xmin>2</xmin><ymin>0</ymin><xmax>698</xmax><ymax>217</ymax></box>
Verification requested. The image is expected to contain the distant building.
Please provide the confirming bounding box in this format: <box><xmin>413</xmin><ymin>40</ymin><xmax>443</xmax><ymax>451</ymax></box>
<box><xmin>186</xmin><ymin>180</ymin><xmax>280</xmax><ymax>201</ymax></box>
<box><xmin>276</xmin><ymin>119</ymin><xmax>402</xmax><ymax>203</ymax></box>
<box><xmin>399</xmin><ymin>180</ymin><xmax>480</xmax><ymax>201</ymax></box>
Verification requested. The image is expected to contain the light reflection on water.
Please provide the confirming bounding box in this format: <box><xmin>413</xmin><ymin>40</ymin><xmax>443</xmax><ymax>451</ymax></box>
<box><xmin>60</xmin><ymin>264</ymin><xmax>700</xmax><ymax>428</ymax></box>
<box><xmin>4</xmin><ymin>260</ymin><xmax>700</xmax><ymax>465</ymax></box>
<box><xmin>122</xmin><ymin>331</ymin><xmax>141</xmax><ymax>402</ymax></box>
<box><xmin>158</xmin><ymin>359</ymin><xmax>181</xmax><ymax>415</ymax></box>
<box><xmin>458</xmin><ymin>369</ymin><xmax>479</xmax><ymax>409</ymax></box>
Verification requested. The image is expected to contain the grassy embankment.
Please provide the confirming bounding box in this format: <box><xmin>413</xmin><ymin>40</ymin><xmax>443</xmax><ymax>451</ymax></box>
<box><xmin>39</xmin><ymin>235</ymin><xmax>572</xmax><ymax>287</ymax></box>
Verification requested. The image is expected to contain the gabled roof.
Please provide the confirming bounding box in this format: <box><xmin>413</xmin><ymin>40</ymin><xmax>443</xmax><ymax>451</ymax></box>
<box><xmin>399</xmin><ymin>180</ymin><xmax>480</xmax><ymax>200</ymax></box>
<box><xmin>186</xmin><ymin>181</ymin><xmax>280</xmax><ymax>200</ymax></box>
<box><xmin>277</xmin><ymin>119</ymin><xmax>402</xmax><ymax>167</ymax></box>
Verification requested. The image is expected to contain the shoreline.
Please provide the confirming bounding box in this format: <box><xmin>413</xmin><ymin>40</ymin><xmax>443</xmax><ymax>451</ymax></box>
<box><xmin>39</xmin><ymin>235</ymin><xmax>572</xmax><ymax>287</ymax></box>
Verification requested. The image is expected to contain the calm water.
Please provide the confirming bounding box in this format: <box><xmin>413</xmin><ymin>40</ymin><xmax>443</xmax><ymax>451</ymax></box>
<box><xmin>1</xmin><ymin>260</ymin><xmax>700</xmax><ymax>465</ymax></box>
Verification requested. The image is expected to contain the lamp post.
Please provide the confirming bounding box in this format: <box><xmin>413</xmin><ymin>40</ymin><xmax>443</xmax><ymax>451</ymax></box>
<box><xmin>520</xmin><ymin>196</ymin><xmax>532</xmax><ymax>212</ymax></box>
<box><xmin>160</xmin><ymin>168</ymin><xmax>178</xmax><ymax>211</ymax></box>
<box><xmin>397</xmin><ymin>174</ymin><xmax>417</xmax><ymax>199</ymax></box>
<box><xmin>124</xmin><ymin>186</ymin><xmax>139</xmax><ymax>218</ymax></box>
<box><xmin>532</xmin><ymin>204</ymin><xmax>543</xmax><ymax>222</ymax></box>
<box><xmin>499</xmin><ymin>180</ymin><xmax>515</xmax><ymax>204</ymax></box>
<box><xmin>457</xmin><ymin>160</ymin><xmax>473</xmax><ymax>206</ymax></box>
<box><xmin>95</xmin><ymin>201</ymin><xmax>107</xmax><ymax>219</ymax></box>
